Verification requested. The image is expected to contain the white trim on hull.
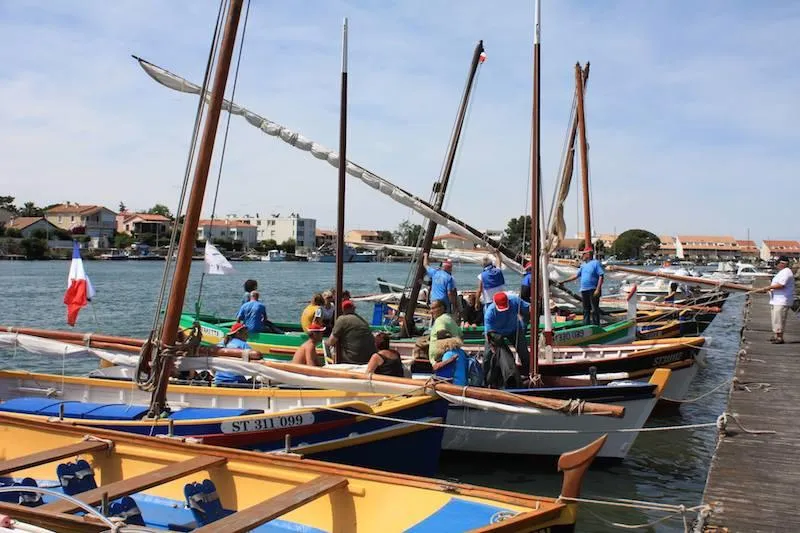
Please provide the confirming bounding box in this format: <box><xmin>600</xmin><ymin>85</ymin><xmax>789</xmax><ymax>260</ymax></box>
<box><xmin>442</xmin><ymin>395</ymin><xmax>657</xmax><ymax>459</ymax></box>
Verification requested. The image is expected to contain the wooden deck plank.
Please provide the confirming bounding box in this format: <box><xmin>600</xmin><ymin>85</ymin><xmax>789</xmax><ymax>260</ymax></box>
<box><xmin>193</xmin><ymin>475</ymin><xmax>348</xmax><ymax>533</ymax></box>
<box><xmin>42</xmin><ymin>454</ymin><xmax>226</xmax><ymax>514</ymax></box>
<box><xmin>0</xmin><ymin>440</ymin><xmax>110</xmax><ymax>476</ymax></box>
<box><xmin>701</xmin><ymin>291</ymin><xmax>800</xmax><ymax>532</ymax></box>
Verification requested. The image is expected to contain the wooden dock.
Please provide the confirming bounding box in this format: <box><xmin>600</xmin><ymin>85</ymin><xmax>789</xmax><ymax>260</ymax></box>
<box><xmin>701</xmin><ymin>290</ymin><xmax>800</xmax><ymax>532</ymax></box>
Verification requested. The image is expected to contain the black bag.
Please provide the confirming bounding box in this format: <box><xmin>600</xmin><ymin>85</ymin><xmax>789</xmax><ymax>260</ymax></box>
<box><xmin>483</xmin><ymin>334</ymin><xmax>521</xmax><ymax>389</ymax></box>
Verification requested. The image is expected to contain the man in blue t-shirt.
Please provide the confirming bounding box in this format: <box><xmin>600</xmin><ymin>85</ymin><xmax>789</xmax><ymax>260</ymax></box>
<box><xmin>560</xmin><ymin>247</ymin><xmax>604</xmax><ymax>326</ymax></box>
<box><xmin>236</xmin><ymin>290</ymin><xmax>268</xmax><ymax>334</ymax></box>
<box><xmin>423</xmin><ymin>252</ymin><xmax>459</xmax><ymax>319</ymax></box>
<box><xmin>215</xmin><ymin>322</ymin><xmax>251</xmax><ymax>385</ymax></box>
<box><xmin>484</xmin><ymin>291</ymin><xmax>531</xmax><ymax>376</ymax></box>
<box><xmin>476</xmin><ymin>252</ymin><xmax>506</xmax><ymax>310</ymax></box>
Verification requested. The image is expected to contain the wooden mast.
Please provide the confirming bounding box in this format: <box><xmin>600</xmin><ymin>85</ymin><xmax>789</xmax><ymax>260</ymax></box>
<box><xmin>334</xmin><ymin>17</ymin><xmax>349</xmax><ymax>362</ymax></box>
<box><xmin>401</xmin><ymin>40</ymin><xmax>485</xmax><ymax>336</ymax></box>
<box><xmin>147</xmin><ymin>0</ymin><xmax>244</xmax><ymax>417</ymax></box>
<box><xmin>575</xmin><ymin>62</ymin><xmax>591</xmax><ymax>248</ymax></box>
<box><xmin>529</xmin><ymin>0</ymin><xmax>542</xmax><ymax>379</ymax></box>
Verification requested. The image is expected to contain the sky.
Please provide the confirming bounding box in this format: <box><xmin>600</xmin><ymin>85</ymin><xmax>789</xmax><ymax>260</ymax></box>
<box><xmin>1</xmin><ymin>1</ymin><xmax>798</xmax><ymax>242</ymax></box>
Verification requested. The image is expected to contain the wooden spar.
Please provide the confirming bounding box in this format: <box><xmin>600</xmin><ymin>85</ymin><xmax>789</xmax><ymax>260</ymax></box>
<box><xmin>0</xmin><ymin>326</ymin><xmax>142</xmax><ymax>347</ymax></box>
<box><xmin>334</xmin><ymin>18</ymin><xmax>348</xmax><ymax>348</ymax></box>
<box><xmin>574</xmin><ymin>62</ymin><xmax>591</xmax><ymax>247</ymax></box>
<box><xmin>606</xmin><ymin>265</ymin><xmax>752</xmax><ymax>292</ymax></box>
<box><xmin>529</xmin><ymin>0</ymin><xmax>542</xmax><ymax>376</ymax></box>
<box><xmin>402</xmin><ymin>40</ymin><xmax>485</xmax><ymax>335</ymax></box>
<box><xmin>148</xmin><ymin>0</ymin><xmax>244</xmax><ymax>417</ymax></box>
<box><xmin>262</xmin><ymin>360</ymin><xmax>624</xmax><ymax>417</ymax></box>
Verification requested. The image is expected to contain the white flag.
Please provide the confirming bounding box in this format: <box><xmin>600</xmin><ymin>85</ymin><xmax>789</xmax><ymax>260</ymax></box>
<box><xmin>204</xmin><ymin>241</ymin><xmax>234</xmax><ymax>275</ymax></box>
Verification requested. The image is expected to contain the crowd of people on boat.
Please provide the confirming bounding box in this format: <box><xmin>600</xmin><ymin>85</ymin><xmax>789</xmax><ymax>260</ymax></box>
<box><xmin>214</xmin><ymin>249</ymin><xmax>608</xmax><ymax>388</ymax></box>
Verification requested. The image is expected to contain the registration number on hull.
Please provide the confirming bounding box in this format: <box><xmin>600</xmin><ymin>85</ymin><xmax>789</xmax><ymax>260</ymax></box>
<box><xmin>221</xmin><ymin>413</ymin><xmax>315</xmax><ymax>434</ymax></box>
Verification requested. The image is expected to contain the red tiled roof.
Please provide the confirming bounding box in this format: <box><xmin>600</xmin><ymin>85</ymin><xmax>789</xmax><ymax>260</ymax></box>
<box><xmin>348</xmin><ymin>230</ymin><xmax>379</xmax><ymax>236</ymax></box>
<box><xmin>45</xmin><ymin>204</ymin><xmax>112</xmax><ymax>216</ymax></box>
<box><xmin>316</xmin><ymin>229</ymin><xmax>336</xmax><ymax>237</ymax></box>
<box><xmin>6</xmin><ymin>217</ymin><xmax>51</xmax><ymax>230</ymax></box>
<box><xmin>677</xmin><ymin>235</ymin><xmax>737</xmax><ymax>243</ymax></box>
<box><xmin>763</xmin><ymin>240</ymin><xmax>800</xmax><ymax>252</ymax></box>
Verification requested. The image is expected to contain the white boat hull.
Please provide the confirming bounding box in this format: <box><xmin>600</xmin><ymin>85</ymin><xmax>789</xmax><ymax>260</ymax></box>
<box><xmin>442</xmin><ymin>395</ymin><xmax>657</xmax><ymax>459</ymax></box>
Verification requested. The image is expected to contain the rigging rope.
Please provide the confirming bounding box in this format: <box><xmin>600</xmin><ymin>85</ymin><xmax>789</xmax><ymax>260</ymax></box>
<box><xmin>195</xmin><ymin>0</ymin><xmax>252</xmax><ymax>312</ymax></box>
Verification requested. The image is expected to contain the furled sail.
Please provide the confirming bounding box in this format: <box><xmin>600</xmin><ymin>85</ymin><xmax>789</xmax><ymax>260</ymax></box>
<box><xmin>136</xmin><ymin>57</ymin><xmax>526</xmax><ymax>273</ymax></box>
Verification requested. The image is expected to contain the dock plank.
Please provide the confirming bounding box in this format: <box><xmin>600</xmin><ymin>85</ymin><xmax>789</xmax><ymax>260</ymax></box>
<box><xmin>701</xmin><ymin>291</ymin><xmax>800</xmax><ymax>532</ymax></box>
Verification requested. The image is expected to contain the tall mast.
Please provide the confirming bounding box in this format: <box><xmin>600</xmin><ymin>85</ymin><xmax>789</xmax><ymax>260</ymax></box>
<box><xmin>529</xmin><ymin>0</ymin><xmax>542</xmax><ymax>379</ymax></box>
<box><xmin>402</xmin><ymin>40</ymin><xmax>485</xmax><ymax>335</ymax></box>
<box><xmin>334</xmin><ymin>17</ymin><xmax>349</xmax><ymax>359</ymax></box>
<box><xmin>147</xmin><ymin>0</ymin><xmax>244</xmax><ymax>417</ymax></box>
<box><xmin>575</xmin><ymin>62</ymin><xmax>591</xmax><ymax>248</ymax></box>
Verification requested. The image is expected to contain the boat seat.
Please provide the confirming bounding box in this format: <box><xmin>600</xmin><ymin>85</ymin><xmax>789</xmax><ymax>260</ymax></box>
<box><xmin>169</xmin><ymin>407</ymin><xmax>263</xmax><ymax>420</ymax></box>
<box><xmin>0</xmin><ymin>397</ymin><xmax>149</xmax><ymax>421</ymax></box>
<box><xmin>56</xmin><ymin>459</ymin><xmax>97</xmax><ymax>496</ymax></box>
<box><xmin>0</xmin><ymin>477</ymin><xmax>43</xmax><ymax>507</ymax></box>
<box><xmin>109</xmin><ymin>496</ymin><xmax>146</xmax><ymax>526</ymax></box>
<box><xmin>403</xmin><ymin>498</ymin><xmax>518</xmax><ymax>532</ymax></box>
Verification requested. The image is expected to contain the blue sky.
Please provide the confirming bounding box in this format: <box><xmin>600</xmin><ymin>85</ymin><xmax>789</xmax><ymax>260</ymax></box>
<box><xmin>1</xmin><ymin>1</ymin><xmax>797</xmax><ymax>242</ymax></box>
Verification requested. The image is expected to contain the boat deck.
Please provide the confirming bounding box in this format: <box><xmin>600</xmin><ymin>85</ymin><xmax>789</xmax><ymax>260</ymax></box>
<box><xmin>701</xmin><ymin>288</ymin><xmax>800</xmax><ymax>532</ymax></box>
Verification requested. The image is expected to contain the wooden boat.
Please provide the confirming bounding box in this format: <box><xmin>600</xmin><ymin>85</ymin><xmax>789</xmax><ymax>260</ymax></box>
<box><xmin>0</xmin><ymin>413</ymin><xmax>605</xmax><ymax>532</ymax></box>
<box><xmin>0</xmin><ymin>370</ymin><xmax>447</xmax><ymax>477</ymax></box>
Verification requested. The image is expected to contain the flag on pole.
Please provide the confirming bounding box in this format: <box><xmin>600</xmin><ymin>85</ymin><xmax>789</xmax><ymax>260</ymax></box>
<box><xmin>204</xmin><ymin>241</ymin><xmax>234</xmax><ymax>275</ymax></box>
<box><xmin>63</xmin><ymin>241</ymin><xmax>96</xmax><ymax>326</ymax></box>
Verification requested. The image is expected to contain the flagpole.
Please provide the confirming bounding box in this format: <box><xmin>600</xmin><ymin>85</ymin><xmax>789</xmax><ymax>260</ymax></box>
<box><xmin>334</xmin><ymin>17</ymin><xmax>349</xmax><ymax>365</ymax></box>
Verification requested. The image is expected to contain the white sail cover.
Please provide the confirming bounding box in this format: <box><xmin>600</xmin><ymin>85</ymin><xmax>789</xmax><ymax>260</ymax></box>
<box><xmin>137</xmin><ymin>59</ymin><xmax>526</xmax><ymax>274</ymax></box>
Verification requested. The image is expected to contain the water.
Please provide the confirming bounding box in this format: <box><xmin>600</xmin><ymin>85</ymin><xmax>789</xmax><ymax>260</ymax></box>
<box><xmin>0</xmin><ymin>260</ymin><xmax>742</xmax><ymax>532</ymax></box>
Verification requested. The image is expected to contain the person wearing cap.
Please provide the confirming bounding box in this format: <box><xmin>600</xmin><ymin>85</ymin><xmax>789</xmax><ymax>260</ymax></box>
<box><xmin>559</xmin><ymin>247</ymin><xmax>605</xmax><ymax>326</ymax></box>
<box><xmin>327</xmin><ymin>299</ymin><xmax>375</xmax><ymax>364</ymax></box>
<box><xmin>484</xmin><ymin>291</ymin><xmax>531</xmax><ymax>376</ymax></box>
<box><xmin>300</xmin><ymin>293</ymin><xmax>325</xmax><ymax>332</ymax></box>
<box><xmin>292</xmin><ymin>320</ymin><xmax>325</xmax><ymax>366</ymax></box>
<box><xmin>762</xmin><ymin>256</ymin><xmax>795</xmax><ymax>344</ymax></box>
<box><xmin>476</xmin><ymin>251</ymin><xmax>506</xmax><ymax>310</ymax></box>
<box><xmin>215</xmin><ymin>323</ymin><xmax>251</xmax><ymax>385</ymax></box>
<box><xmin>428</xmin><ymin>299</ymin><xmax>462</xmax><ymax>364</ymax></box>
<box><xmin>423</xmin><ymin>252</ymin><xmax>460</xmax><ymax>319</ymax></box>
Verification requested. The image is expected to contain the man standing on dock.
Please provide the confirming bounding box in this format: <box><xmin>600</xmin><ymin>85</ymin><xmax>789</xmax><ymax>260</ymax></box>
<box><xmin>766</xmin><ymin>256</ymin><xmax>795</xmax><ymax>344</ymax></box>
<box><xmin>559</xmin><ymin>247</ymin><xmax>604</xmax><ymax>326</ymax></box>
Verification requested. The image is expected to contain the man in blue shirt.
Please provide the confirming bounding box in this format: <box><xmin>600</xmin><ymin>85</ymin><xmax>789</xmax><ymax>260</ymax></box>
<box><xmin>484</xmin><ymin>291</ymin><xmax>531</xmax><ymax>376</ymax></box>
<box><xmin>476</xmin><ymin>252</ymin><xmax>505</xmax><ymax>310</ymax></box>
<box><xmin>560</xmin><ymin>247</ymin><xmax>604</xmax><ymax>326</ymax></box>
<box><xmin>236</xmin><ymin>290</ymin><xmax>268</xmax><ymax>334</ymax></box>
<box><xmin>423</xmin><ymin>252</ymin><xmax>459</xmax><ymax>319</ymax></box>
<box><xmin>215</xmin><ymin>322</ymin><xmax>251</xmax><ymax>385</ymax></box>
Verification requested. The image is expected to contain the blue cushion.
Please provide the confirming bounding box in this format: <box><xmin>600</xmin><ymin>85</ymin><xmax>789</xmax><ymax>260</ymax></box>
<box><xmin>0</xmin><ymin>397</ymin><xmax>63</xmax><ymax>414</ymax></box>
<box><xmin>404</xmin><ymin>498</ymin><xmax>518</xmax><ymax>532</ymax></box>
<box><xmin>83</xmin><ymin>404</ymin><xmax>149</xmax><ymax>421</ymax></box>
<box><xmin>38</xmin><ymin>401</ymin><xmax>108</xmax><ymax>418</ymax></box>
<box><xmin>169</xmin><ymin>407</ymin><xmax>263</xmax><ymax>420</ymax></box>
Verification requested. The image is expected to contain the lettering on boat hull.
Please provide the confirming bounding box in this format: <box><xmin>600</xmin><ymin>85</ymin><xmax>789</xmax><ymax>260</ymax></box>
<box><xmin>221</xmin><ymin>413</ymin><xmax>315</xmax><ymax>434</ymax></box>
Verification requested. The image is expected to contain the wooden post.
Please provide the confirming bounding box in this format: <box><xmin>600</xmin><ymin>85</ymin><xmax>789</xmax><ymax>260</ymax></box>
<box><xmin>529</xmin><ymin>0</ymin><xmax>542</xmax><ymax>379</ymax></box>
<box><xmin>147</xmin><ymin>0</ymin><xmax>244</xmax><ymax>417</ymax></box>
<box><xmin>334</xmin><ymin>18</ymin><xmax>349</xmax><ymax>364</ymax></box>
<box><xmin>575</xmin><ymin>62</ymin><xmax>591</xmax><ymax>249</ymax></box>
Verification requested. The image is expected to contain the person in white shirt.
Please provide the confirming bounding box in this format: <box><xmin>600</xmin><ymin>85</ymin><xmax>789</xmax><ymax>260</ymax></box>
<box><xmin>764</xmin><ymin>256</ymin><xmax>795</xmax><ymax>344</ymax></box>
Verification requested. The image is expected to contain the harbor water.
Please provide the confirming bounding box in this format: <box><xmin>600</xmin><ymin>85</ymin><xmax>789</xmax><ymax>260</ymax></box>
<box><xmin>0</xmin><ymin>260</ymin><xmax>742</xmax><ymax>532</ymax></box>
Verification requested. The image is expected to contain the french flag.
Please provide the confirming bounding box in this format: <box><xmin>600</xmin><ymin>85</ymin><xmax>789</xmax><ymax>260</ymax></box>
<box><xmin>63</xmin><ymin>241</ymin><xmax>96</xmax><ymax>326</ymax></box>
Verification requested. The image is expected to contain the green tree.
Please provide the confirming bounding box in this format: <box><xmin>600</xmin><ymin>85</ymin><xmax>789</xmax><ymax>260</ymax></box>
<box><xmin>114</xmin><ymin>233</ymin><xmax>136</xmax><ymax>249</ymax></box>
<box><xmin>118</xmin><ymin>201</ymin><xmax>127</xmax><ymax>212</ymax></box>
<box><xmin>31</xmin><ymin>229</ymin><xmax>48</xmax><ymax>240</ymax></box>
<box><xmin>4</xmin><ymin>228</ymin><xmax>21</xmax><ymax>238</ymax></box>
<box><xmin>255</xmin><ymin>239</ymin><xmax>278</xmax><ymax>252</ymax></box>
<box><xmin>610</xmin><ymin>229</ymin><xmax>660</xmax><ymax>260</ymax></box>
<box><xmin>393</xmin><ymin>220</ymin><xmax>423</xmax><ymax>246</ymax></box>
<box><xmin>280</xmin><ymin>238</ymin><xmax>296</xmax><ymax>254</ymax></box>
<box><xmin>0</xmin><ymin>196</ymin><xmax>17</xmax><ymax>214</ymax></box>
<box><xmin>376</xmin><ymin>230</ymin><xmax>395</xmax><ymax>244</ymax></box>
<box><xmin>20</xmin><ymin>202</ymin><xmax>43</xmax><ymax>217</ymax></box>
<box><xmin>147</xmin><ymin>204</ymin><xmax>172</xmax><ymax>218</ymax></box>
<box><xmin>20</xmin><ymin>238</ymin><xmax>48</xmax><ymax>259</ymax></box>
<box><xmin>501</xmin><ymin>215</ymin><xmax>532</xmax><ymax>253</ymax></box>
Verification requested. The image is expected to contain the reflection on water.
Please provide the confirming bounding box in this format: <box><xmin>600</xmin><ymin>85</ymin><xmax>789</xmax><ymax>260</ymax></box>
<box><xmin>0</xmin><ymin>261</ymin><xmax>742</xmax><ymax>532</ymax></box>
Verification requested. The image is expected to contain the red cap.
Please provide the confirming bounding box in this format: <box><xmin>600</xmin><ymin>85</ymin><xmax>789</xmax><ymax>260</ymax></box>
<box><xmin>582</xmin><ymin>247</ymin><xmax>593</xmax><ymax>253</ymax></box>
<box><xmin>342</xmin><ymin>299</ymin><xmax>356</xmax><ymax>311</ymax></box>
<box><xmin>493</xmin><ymin>292</ymin><xmax>510</xmax><ymax>312</ymax></box>
<box><xmin>442</xmin><ymin>259</ymin><xmax>453</xmax><ymax>268</ymax></box>
<box><xmin>230</xmin><ymin>322</ymin><xmax>248</xmax><ymax>334</ymax></box>
<box><xmin>307</xmin><ymin>321</ymin><xmax>326</xmax><ymax>333</ymax></box>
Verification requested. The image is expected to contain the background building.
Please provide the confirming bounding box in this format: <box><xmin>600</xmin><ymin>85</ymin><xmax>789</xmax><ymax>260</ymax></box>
<box><xmin>239</xmin><ymin>213</ymin><xmax>316</xmax><ymax>253</ymax></box>
<box><xmin>761</xmin><ymin>240</ymin><xmax>800</xmax><ymax>261</ymax></box>
<box><xmin>197</xmin><ymin>219</ymin><xmax>257</xmax><ymax>247</ymax></box>
<box><xmin>675</xmin><ymin>235</ymin><xmax>738</xmax><ymax>261</ymax></box>
<box><xmin>5</xmin><ymin>217</ymin><xmax>61</xmax><ymax>238</ymax></box>
<box><xmin>432</xmin><ymin>232</ymin><xmax>474</xmax><ymax>250</ymax></box>
<box><xmin>116</xmin><ymin>212</ymin><xmax>171</xmax><ymax>241</ymax></box>
<box><xmin>45</xmin><ymin>203</ymin><xmax>117</xmax><ymax>247</ymax></box>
